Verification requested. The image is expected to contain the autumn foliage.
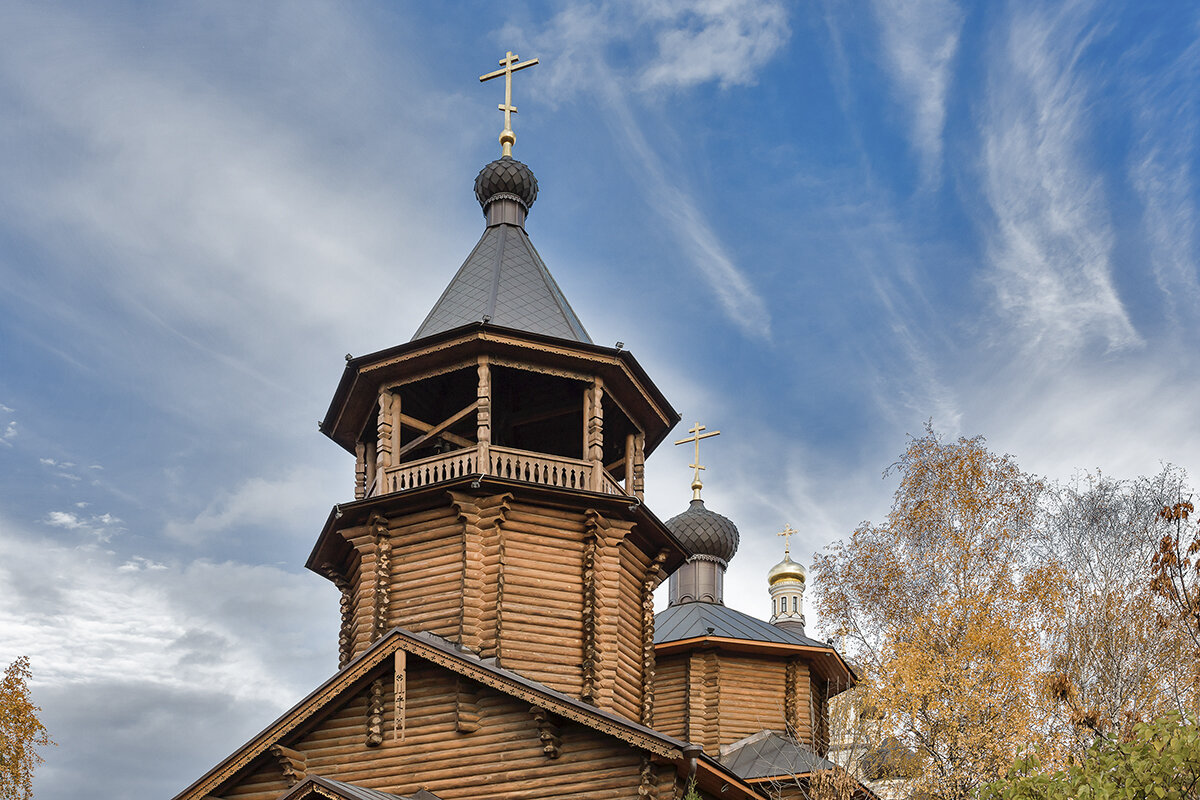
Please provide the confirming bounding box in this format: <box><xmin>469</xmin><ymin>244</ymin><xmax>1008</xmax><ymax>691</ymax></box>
<box><xmin>814</xmin><ymin>428</ymin><xmax>1198</xmax><ymax>799</ymax></box>
<box><xmin>0</xmin><ymin>657</ymin><xmax>52</xmax><ymax>800</ymax></box>
<box><xmin>1151</xmin><ymin>500</ymin><xmax>1200</xmax><ymax>655</ymax></box>
<box><xmin>815</xmin><ymin>428</ymin><xmax>1061</xmax><ymax>800</ymax></box>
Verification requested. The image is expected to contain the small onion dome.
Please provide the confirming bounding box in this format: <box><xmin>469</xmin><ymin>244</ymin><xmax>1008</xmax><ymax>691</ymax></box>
<box><xmin>665</xmin><ymin>498</ymin><xmax>740</xmax><ymax>564</ymax></box>
<box><xmin>768</xmin><ymin>555</ymin><xmax>806</xmax><ymax>586</ymax></box>
<box><xmin>475</xmin><ymin>156</ymin><xmax>538</xmax><ymax>211</ymax></box>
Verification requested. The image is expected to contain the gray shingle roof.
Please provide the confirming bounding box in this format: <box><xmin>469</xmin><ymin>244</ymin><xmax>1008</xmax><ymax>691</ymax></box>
<box><xmin>720</xmin><ymin>731</ymin><xmax>837</xmax><ymax>780</ymax></box>
<box><xmin>655</xmin><ymin>601</ymin><xmax>828</xmax><ymax>649</ymax></box>
<box><xmin>412</xmin><ymin>223</ymin><xmax>591</xmax><ymax>343</ymax></box>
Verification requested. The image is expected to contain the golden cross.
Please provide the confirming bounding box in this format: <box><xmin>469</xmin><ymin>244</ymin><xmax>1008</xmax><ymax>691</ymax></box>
<box><xmin>674</xmin><ymin>422</ymin><xmax>720</xmax><ymax>500</ymax></box>
<box><xmin>480</xmin><ymin>50</ymin><xmax>539</xmax><ymax>158</ymax></box>
<box><xmin>777</xmin><ymin>524</ymin><xmax>797</xmax><ymax>558</ymax></box>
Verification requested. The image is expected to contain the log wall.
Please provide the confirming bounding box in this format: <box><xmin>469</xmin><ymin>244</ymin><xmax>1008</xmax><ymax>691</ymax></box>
<box><xmin>651</xmin><ymin>654</ymin><xmax>688</xmax><ymax>741</ymax></box>
<box><xmin>498</xmin><ymin>502</ymin><xmax>586</xmax><ymax>695</ymax></box>
<box><xmin>715</xmin><ymin>654</ymin><xmax>787</xmax><ymax>745</ymax></box>
<box><xmin>655</xmin><ymin>648</ymin><xmax>811</xmax><ymax>757</ymax></box>
<box><xmin>328</xmin><ymin>493</ymin><xmax>655</xmax><ymax>720</ymax></box>
<box><xmin>221</xmin><ymin>658</ymin><xmax>677</xmax><ymax>800</ymax></box>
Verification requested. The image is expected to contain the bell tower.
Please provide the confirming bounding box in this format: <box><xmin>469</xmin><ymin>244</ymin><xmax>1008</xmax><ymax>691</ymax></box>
<box><xmin>305</xmin><ymin>51</ymin><xmax>686</xmax><ymax>725</ymax></box>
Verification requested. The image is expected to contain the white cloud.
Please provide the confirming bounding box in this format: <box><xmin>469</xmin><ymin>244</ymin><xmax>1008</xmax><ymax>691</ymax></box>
<box><xmin>638</xmin><ymin>0</ymin><xmax>790</xmax><ymax>91</ymax></box>
<box><xmin>979</xmin><ymin>2</ymin><xmax>1139</xmax><ymax>359</ymax></box>
<box><xmin>870</xmin><ymin>0</ymin><xmax>964</xmax><ymax>186</ymax></box>
<box><xmin>43</xmin><ymin>509</ymin><xmax>123</xmax><ymax>541</ymax></box>
<box><xmin>0</xmin><ymin>516</ymin><xmax>335</xmax><ymax>717</ymax></box>
<box><xmin>2</xmin><ymin>420</ymin><xmax>16</xmax><ymax>445</ymax></box>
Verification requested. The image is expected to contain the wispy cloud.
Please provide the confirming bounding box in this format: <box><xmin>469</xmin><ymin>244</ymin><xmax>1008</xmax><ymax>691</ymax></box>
<box><xmin>164</xmin><ymin>467</ymin><xmax>332</xmax><ymax>544</ymax></box>
<box><xmin>870</xmin><ymin>0</ymin><xmax>964</xmax><ymax>186</ymax></box>
<box><xmin>1125</xmin><ymin>34</ymin><xmax>1200</xmax><ymax>333</ymax></box>
<box><xmin>1</xmin><ymin>420</ymin><xmax>15</xmax><ymax>446</ymax></box>
<box><xmin>521</xmin><ymin>1</ymin><xmax>782</xmax><ymax>339</ymax></box>
<box><xmin>979</xmin><ymin>2</ymin><xmax>1140</xmax><ymax>360</ymax></box>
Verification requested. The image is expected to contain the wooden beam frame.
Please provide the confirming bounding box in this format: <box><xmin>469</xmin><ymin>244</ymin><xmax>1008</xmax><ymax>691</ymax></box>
<box><xmin>394</xmin><ymin>401</ymin><xmax>480</xmax><ymax>460</ymax></box>
<box><xmin>398</xmin><ymin>413</ymin><xmax>474</xmax><ymax>448</ymax></box>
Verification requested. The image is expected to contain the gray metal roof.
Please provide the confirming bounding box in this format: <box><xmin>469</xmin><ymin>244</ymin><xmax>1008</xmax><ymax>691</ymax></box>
<box><xmin>413</xmin><ymin>223</ymin><xmax>591</xmax><ymax>343</ymax></box>
<box><xmin>655</xmin><ymin>601</ymin><xmax>829</xmax><ymax>649</ymax></box>
<box><xmin>720</xmin><ymin>730</ymin><xmax>837</xmax><ymax>780</ymax></box>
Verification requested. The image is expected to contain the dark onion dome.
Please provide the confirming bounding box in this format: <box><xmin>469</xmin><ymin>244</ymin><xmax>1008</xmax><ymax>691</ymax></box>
<box><xmin>665</xmin><ymin>498</ymin><xmax>740</xmax><ymax>564</ymax></box>
<box><xmin>475</xmin><ymin>156</ymin><xmax>538</xmax><ymax>211</ymax></box>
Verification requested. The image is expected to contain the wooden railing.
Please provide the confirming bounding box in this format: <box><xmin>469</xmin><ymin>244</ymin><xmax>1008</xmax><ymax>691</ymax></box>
<box><xmin>372</xmin><ymin>443</ymin><xmax>627</xmax><ymax>497</ymax></box>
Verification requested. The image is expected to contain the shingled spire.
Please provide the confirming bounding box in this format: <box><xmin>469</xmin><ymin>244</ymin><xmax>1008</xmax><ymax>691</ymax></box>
<box><xmin>411</xmin><ymin>158</ymin><xmax>591</xmax><ymax>342</ymax></box>
<box><xmin>412</xmin><ymin>66</ymin><xmax>590</xmax><ymax>345</ymax></box>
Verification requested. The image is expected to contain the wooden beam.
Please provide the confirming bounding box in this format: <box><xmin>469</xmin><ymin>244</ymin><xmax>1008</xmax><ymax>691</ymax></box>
<box><xmin>268</xmin><ymin>745</ymin><xmax>306</xmax><ymax>786</ymax></box>
<box><xmin>395</xmin><ymin>400</ymin><xmax>479</xmax><ymax>459</ymax></box>
<box><xmin>509</xmin><ymin>403</ymin><xmax>580</xmax><ymax>428</ymax></box>
<box><xmin>398</xmin><ymin>413</ymin><xmax>474</xmax><ymax>448</ymax></box>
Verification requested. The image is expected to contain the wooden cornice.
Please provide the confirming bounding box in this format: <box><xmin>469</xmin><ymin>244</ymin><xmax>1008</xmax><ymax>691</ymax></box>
<box><xmin>305</xmin><ymin>474</ymin><xmax>690</xmax><ymax>579</ymax></box>
<box><xmin>321</xmin><ymin>322</ymin><xmax>680</xmax><ymax>457</ymax></box>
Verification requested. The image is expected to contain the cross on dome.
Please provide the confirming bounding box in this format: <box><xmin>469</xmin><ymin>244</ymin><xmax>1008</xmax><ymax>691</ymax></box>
<box><xmin>480</xmin><ymin>50</ymin><xmax>539</xmax><ymax>158</ymax></box>
<box><xmin>777</xmin><ymin>523</ymin><xmax>797</xmax><ymax>558</ymax></box>
<box><xmin>674</xmin><ymin>422</ymin><xmax>720</xmax><ymax>500</ymax></box>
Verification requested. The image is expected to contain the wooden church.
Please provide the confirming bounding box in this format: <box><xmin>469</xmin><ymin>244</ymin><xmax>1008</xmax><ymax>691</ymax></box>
<box><xmin>172</xmin><ymin>52</ymin><xmax>862</xmax><ymax>800</ymax></box>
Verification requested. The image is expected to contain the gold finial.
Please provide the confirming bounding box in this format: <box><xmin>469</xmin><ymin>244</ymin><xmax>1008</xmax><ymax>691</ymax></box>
<box><xmin>777</xmin><ymin>524</ymin><xmax>797</xmax><ymax>558</ymax></box>
<box><xmin>480</xmin><ymin>50</ymin><xmax>540</xmax><ymax>158</ymax></box>
<box><xmin>674</xmin><ymin>422</ymin><xmax>720</xmax><ymax>501</ymax></box>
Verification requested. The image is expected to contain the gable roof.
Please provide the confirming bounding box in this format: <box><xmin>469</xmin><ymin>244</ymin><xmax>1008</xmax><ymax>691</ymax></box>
<box><xmin>279</xmin><ymin>775</ymin><xmax>442</xmax><ymax>800</ymax></box>
<box><xmin>412</xmin><ymin>223</ymin><xmax>591</xmax><ymax>343</ymax></box>
<box><xmin>172</xmin><ymin>627</ymin><xmax>694</xmax><ymax>800</ymax></box>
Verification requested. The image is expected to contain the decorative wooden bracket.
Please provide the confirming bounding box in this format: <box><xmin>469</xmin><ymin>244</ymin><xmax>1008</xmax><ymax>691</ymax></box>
<box><xmin>366</xmin><ymin>678</ymin><xmax>385</xmax><ymax>747</ymax></box>
<box><xmin>371</xmin><ymin>513</ymin><xmax>390</xmax><ymax>642</ymax></box>
<box><xmin>640</xmin><ymin>549</ymin><xmax>670</xmax><ymax>725</ymax></box>
<box><xmin>268</xmin><ymin>744</ymin><xmax>306</xmax><ymax>786</ymax></box>
<box><xmin>581</xmin><ymin>524</ymin><xmax>599</xmax><ymax>703</ymax></box>
<box><xmin>394</xmin><ymin>650</ymin><xmax>406</xmax><ymax>742</ymax></box>
<box><xmin>320</xmin><ymin>563</ymin><xmax>353</xmax><ymax>669</ymax></box>
<box><xmin>529</xmin><ymin>706</ymin><xmax>561</xmax><ymax>758</ymax></box>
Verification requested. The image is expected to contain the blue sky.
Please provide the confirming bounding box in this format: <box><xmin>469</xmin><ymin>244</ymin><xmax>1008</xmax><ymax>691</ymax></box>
<box><xmin>0</xmin><ymin>2</ymin><xmax>1197</xmax><ymax>797</ymax></box>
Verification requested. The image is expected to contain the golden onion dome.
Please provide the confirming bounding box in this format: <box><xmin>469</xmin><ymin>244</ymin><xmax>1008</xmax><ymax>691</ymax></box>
<box><xmin>768</xmin><ymin>555</ymin><xmax>806</xmax><ymax>586</ymax></box>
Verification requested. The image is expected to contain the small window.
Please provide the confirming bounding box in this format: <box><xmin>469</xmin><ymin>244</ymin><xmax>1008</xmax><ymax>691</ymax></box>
<box><xmin>792</xmin><ymin>596</ymin><xmax>798</xmax><ymax>613</ymax></box>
